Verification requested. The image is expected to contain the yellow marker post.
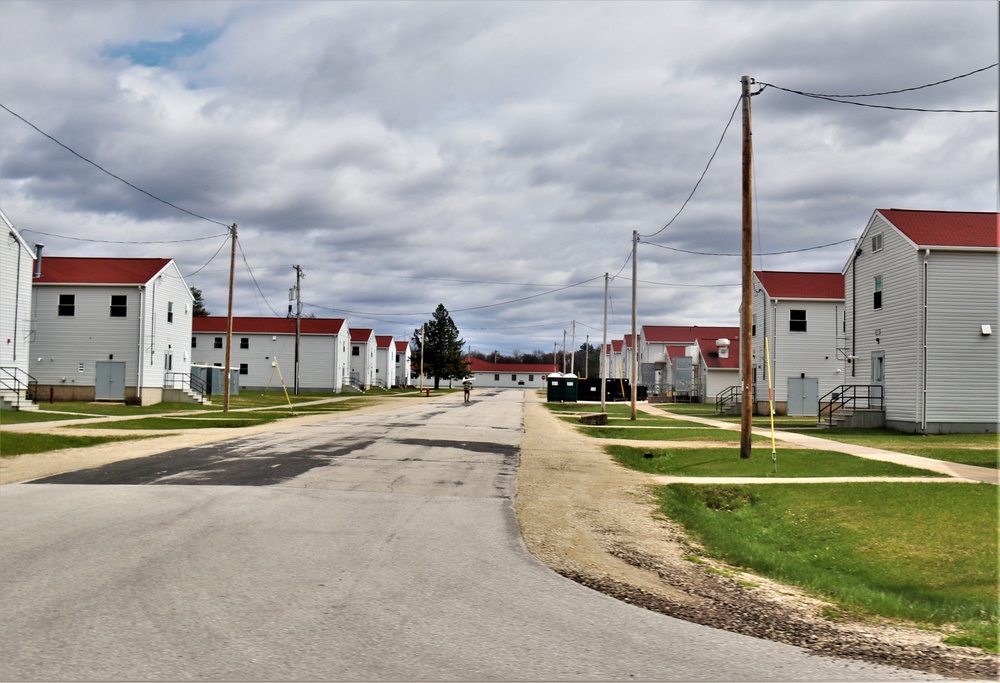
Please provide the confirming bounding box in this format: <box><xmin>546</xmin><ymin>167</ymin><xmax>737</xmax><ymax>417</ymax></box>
<box><xmin>765</xmin><ymin>337</ymin><xmax>777</xmax><ymax>473</ymax></box>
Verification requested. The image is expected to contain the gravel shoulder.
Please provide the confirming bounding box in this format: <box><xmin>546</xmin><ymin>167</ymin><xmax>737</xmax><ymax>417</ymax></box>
<box><xmin>516</xmin><ymin>397</ymin><xmax>999</xmax><ymax>681</ymax></box>
<box><xmin>2</xmin><ymin>394</ymin><xmax>997</xmax><ymax>679</ymax></box>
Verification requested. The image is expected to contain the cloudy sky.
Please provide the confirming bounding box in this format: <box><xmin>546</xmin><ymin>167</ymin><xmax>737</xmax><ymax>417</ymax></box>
<box><xmin>1</xmin><ymin>1</ymin><xmax>996</xmax><ymax>355</ymax></box>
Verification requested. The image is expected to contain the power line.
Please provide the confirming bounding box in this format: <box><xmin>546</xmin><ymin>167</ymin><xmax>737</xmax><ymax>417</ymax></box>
<box><xmin>19</xmin><ymin>227</ymin><xmax>230</xmax><ymax>244</ymax></box>
<box><xmin>757</xmin><ymin>64</ymin><xmax>998</xmax><ymax>113</ymax></box>
<box><xmin>0</xmin><ymin>102</ymin><xmax>234</xmax><ymax>228</ymax></box>
<box><xmin>642</xmin><ymin>237</ymin><xmax>856</xmax><ymax>256</ymax></box>
<box><xmin>183</xmin><ymin>235</ymin><xmax>231</xmax><ymax>277</ymax></box>
<box><xmin>641</xmin><ymin>95</ymin><xmax>742</xmax><ymax>239</ymax></box>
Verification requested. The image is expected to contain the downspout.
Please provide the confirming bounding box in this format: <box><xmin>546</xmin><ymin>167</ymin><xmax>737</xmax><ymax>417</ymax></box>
<box><xmin>921</xmin><ymin>248</ymin><xmax>930</xmax><ymax>432</ymax></box>
<box><xmin>12</xmin><ymin>233</ymin><xmax>21</xmax><ymax>363</ymax></box>
<box><xmin>851</xmin><ymin>248</ymin><xmax>862</xmax><ymax>378</ymax></box>
<box><xmin>137</xmin><ymin>285</ymin><xmax>145</xmax><ymax>404</ymax></box>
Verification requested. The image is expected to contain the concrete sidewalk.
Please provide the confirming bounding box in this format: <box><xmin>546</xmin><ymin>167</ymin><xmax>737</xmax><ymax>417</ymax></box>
<box><xmin>635</xmin><ymin>404</ymin><xmax>999</xmax><ymax>485</ymax></box>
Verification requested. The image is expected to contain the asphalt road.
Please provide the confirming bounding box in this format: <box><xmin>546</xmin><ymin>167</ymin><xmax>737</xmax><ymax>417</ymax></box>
<box><xmin>0</xmin><ymin>389</ymin><xmax>939</xmax><ymax>681</ymax></box>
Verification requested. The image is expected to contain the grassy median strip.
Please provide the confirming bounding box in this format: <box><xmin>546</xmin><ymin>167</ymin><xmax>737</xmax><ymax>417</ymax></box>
<box><xmin>73</xmin><ymin>415</ymin><xmax>278</xmax><ymax>430</ymax></box>
<box><xmin>1</xmin><ymin>432</ymin><xmax>164</xmax><ymax>458</ymax></box>
<box><xmin>579</xmin><ymin>426</ymin><xmax>766</xmax><ymax>442</ymax></box>
<box><xmin>655</xmin><ymin>482</ymin><xmax>999</xmax><ymax>651</ymax></box>
<box><xmin>606</xmin><ymin>445</ymin><xmax>942</xmax><ymax>478</ymax></box>
<box><xmin>784</xmin><ymin>429</ymin><xmax>999</xmax><ymax>470</ymax></box>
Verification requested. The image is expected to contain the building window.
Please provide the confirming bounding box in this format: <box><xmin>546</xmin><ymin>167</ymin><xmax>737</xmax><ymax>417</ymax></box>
<box><xmin>528</xmin><ymin>375</ymin><xmax>534</xmax><ymax>381</ymax></box>
<box><xmin>751</xmin><ymin>313</ymin><xmax>756</xmax><ymax>336</ymax></box>
<box><xmin>167</xmin><ymin>302</ymin><xmax>174</xmax><ymax>323</ymax></box>
<box><xmin>874</xmin><ymin>275</ymin><xmax>883</xmax><ymax>309</ymax></box>
<box><xmin>511</xmin><ymin>374</ymin><xmax>517</xmax><ymax>381</ymax></box>
<box><xmin>789</xmin><ymin>309</ymin><xmax>807</xmax><ymax>332</ymax></box>
<box><xmin>110</xmin><ymin>295</ymin><xmax>127</xmax><ymax>317</ymax></box>
<box><xmin>192</xmin><ymin>337</ymin><xmax>197</xmax><ymax>348</ymax></box>
<box><xmin>58</xmin><ymin>294</ymin><xmax>75</xmax><ymax>317</ymax></box>
<box><xmin>494</xmin><ymin>374</ymin><xmax>500</xmax><ymax>381</ymax></box>
<box><xmin>239</xmin><ymin>363</ymin><xmax>249</xmax><ymax>375</ymax></box>
<box><xmin>240</xmin><ymin>337</ymin><xmax>249</xmax><ymax>349</ymax></box>
<box><xmin>352</xmin><ymin>346</ymin><xmax>360</xmax><ymax>356</ymax></box>
<box><xmin>214</xmin><ymin>337</ymin><xmax>223</xmax><ymax>349</ymax></box>
<box><xmin>871</xmin><ymin>233</ymin><xmax>883</xmax><ymax>252</ymax></box>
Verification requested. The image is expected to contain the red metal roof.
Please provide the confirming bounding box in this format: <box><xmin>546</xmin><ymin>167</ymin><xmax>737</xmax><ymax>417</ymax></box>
<box><xmin>375</xmin><ymin>335</ymin><xmax>394</xmax><ymax>348</ymax></box>
<box><xmin>642</xmin><ymin>325</ymin><xmax>739</xmax><ymax>343</ymax></box>
<box><xmin>696</xmin><ymin>337</ymin><xmax>740</xmax><ymax>369</ymax></box>
<box><xmin>394</xmin><ymin>340</ymin><xmax>409</xmax><ymax>352</ymax></box>
<box><xmin>878</xmin><ymin>209</ymin><xmax>999</xmax><ymax>248</ymax></box>
<box><xmin>33</xmin><ymin>257</ymin><xmax>173</xmax><ymax>285</ymax></box>
<box><xmin>192</xmin><ymin>316</ymin><xmax>344</xmax><ymax>334</ymax></box>
<box><xmin>467</xmin><ymin>357</ymin><xmax>556</xmax><ymax>374</ymax></box>
<box><xmin>350</xmin><ymin>328</ymin><xmax>374</xmax><ymax>342</ymax></box>
<box><xmin>754</xmin><ymin>271</ymin><xmax>844</xmax><ymax>300</ymax></box>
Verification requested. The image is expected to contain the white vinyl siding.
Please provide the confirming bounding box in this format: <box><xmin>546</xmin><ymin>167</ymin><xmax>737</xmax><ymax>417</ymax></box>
<box><xmin>923</xmin><ymin>250</ymin><xmax>999</xmax><ymax>424</ymax></box>
<box><xmin>752</xmin><ymin>274</ymin><xmax>844</xmax><ymax>406</ymax></box>
<box><xmin>30</xmin><ymin>285</ymin><xmax>142</xmax><ymax>388</ymax></box>
<box><xmin>191</xmin><ymin>329</ymin><xmax>348</xmax><ymax>392</ymax></box>
<box><xmin>0</xmin><ymin>222</ymin><xmax>35</xmax><ymax>374</ymax></box>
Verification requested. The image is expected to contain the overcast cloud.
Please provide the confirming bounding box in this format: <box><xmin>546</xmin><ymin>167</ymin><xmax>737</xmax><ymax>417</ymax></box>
<box><xmin>1</xmin><ymin>0</ymin><xmax>996</xmax><ymax>354</ymax></box>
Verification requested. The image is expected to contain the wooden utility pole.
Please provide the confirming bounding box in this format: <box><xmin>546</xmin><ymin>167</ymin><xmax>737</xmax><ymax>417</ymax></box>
<box><xmin>601</xmin><ymin>272</ymin><xmax>608</xmax><ymax>413</ymax></box>
<box><xmin>740</xmin><ymin>76</ymin><xmax>754</xmax><ymax>458</ymax></box>
<box><xmin>293</xmin><ymin>265</ymin><xmax>303</xmax><ymax>395</ymax></box>
<box><xmin>630</xmin><ymin>230</ymin><xmax>638</xmax><ymax>420</ymax></box>
<box><xmin>419</xmin><ymin>324</ymin><xmax>425</xmax><ymax>390</ymax></box>
<box><xmin>223</xmin><ymin>223</ymin><xmax>237</xmax><ymax>413</ymax></box>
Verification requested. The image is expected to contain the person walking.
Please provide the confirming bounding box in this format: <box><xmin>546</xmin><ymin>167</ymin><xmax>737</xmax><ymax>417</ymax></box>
<box><xmin>462</xmin><ymin>378</ymin><xmax>472</xmax><ymax>403</ymax></box>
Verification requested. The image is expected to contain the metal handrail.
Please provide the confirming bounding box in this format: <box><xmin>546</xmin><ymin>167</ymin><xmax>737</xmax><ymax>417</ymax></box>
<box><xmin>0</xmin><ymin>366</ymin><xmax>38</xmax><ymax>409</ymax></box>
<box><xmin>164</xmin><ymin>371</ymin><xmax>207</xmax><ymax>401</ymax></box>
<box><xmin>715</xmin><ymin>385</ymin><xmax>741</xmax><ymax>412</ymax></box>
<box><xmin>819</xmin><ymin>384</ymin><xmax>884</xmax><ymax>425</ymax></box>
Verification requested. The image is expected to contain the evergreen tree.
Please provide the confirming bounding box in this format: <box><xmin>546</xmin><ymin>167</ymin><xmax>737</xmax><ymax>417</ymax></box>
<box><xmin>190</xmin><ymin>287</ymin><xmax>210</xmax><ymax>316</ymax></box>
<box><xmin>412</xmin><ymin>304</ymin><xmax>465</xmax><ymax>389</ymax></box>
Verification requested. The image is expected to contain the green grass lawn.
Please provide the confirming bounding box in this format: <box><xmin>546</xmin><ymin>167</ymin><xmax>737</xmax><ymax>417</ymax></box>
<box><xmin>655</xmin><ymin>482</ymin><xmax>998</xmax><ymax>651</ymax></box>
<box><xmin>606</xmin><ymin>445</ymin><xmax>942</xmax><ymax>478</ymax></box>
<box><xmin>578</xmin><ymin>426</ymin><xmax>766</xmax><ymax>443</ymax></box>
<box><xmin>1</xmin><ymin>432</ymin><xmax>164</xmax><ymax>458</ymax></box>
<box><xmin>784</xmin><ymin>429</ymin><xmax>999</xmax><ymax>469</ymax></box>
<box><xmin>0</xmin><ymin>410</ymin><xmax>87</xmax><ymax>425</ymax></box>
<box><xmin>73</xmin><ymin>415</ymin><xmax>280</xmax><ymax>430</ymax></box>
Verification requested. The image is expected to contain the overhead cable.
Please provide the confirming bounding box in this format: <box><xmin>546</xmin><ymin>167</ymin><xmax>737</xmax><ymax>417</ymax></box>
<box><xmin>0</xmin><ymin>102</ymin><xmax>234</xmax><ymax>228</ymax></box>
<box><xmin>757</xmin><ymin>64</ymin><xmax>998</xmax><ymax>113</ymax></box>
<box><xmin>641</xmin><ymin>95</ymin><xmax>742</xmax><ymax>239</ymax></box>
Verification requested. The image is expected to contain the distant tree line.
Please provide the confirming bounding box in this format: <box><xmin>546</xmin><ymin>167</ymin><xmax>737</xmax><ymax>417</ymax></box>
<box><xmin>470</xmin><ymin>342</ymin><xmax>602</xmax><ymax>379</ymax></box>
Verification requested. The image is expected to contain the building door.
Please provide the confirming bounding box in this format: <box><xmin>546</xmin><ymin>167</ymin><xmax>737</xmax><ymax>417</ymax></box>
<box><xmin>95</xmin><ymin>361</ymin><xmax>126</xmax><ymax>401</ymax></box>
<box><xmin>787</xmin><ymin>376</ymin><xmax>819</xmax><ymax>416</ymax></box>
<box><xmin>871</xmin><ymin>351</ymin><xmax>885</xmax><ymax>407</ymax></box>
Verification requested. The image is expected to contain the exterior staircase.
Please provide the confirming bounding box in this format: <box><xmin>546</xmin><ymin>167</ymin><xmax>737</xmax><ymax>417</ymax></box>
<box><xmin>0</xmin><ymin>367</ymin><xmax>39</xmax><ymax>411</ymax></box>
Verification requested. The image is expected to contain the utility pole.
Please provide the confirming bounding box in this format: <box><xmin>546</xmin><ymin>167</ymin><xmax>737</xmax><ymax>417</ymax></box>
<box><xmin>292</xmin><ymin>265</ymin><xmax>304</xmax><ymax>395</ymax></box>
<box><xmin>570</xmin><ymin>321</ymin><xmax>576</xmax><ymax>375</ymax></box>
<box><xmin>223</xmin><ymin>223</ymin><xmax>237</xmax><ymax>413</ymax></box>
<box><xmin>562</xmin><ymin>330</ymin><xmax>567</xmax><ymax>373</ymax></box>
<box><xmin>583</xmin><ymin>334</ymin><xmax>589</xmax><ymax>380</ymax></box>
<box><xmin>740</xmin><ymin>76</ymin><xmax>754</xmax><ymax>459</ymax></box>
<box><xmin>419</xmin><ymin>324</ymin><xmax>425</xmax><ymax>390</ymax></box>
<box><xmin>630</xmin><ymin>230</ymin><xmax>638</xmax><ymax>421</ymax></box>
<box><xmin>601</xmin><ymin>272</ymin><xmax>608</xmax><ymax>413</ymax></box>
